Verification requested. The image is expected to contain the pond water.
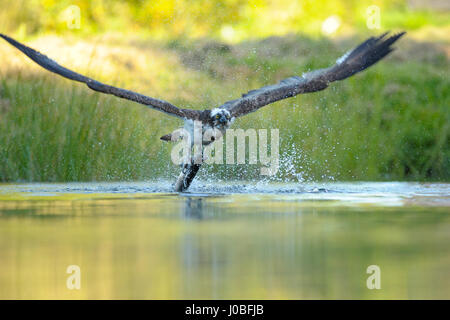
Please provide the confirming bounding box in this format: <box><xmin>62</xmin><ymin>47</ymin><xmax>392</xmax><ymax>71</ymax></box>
<box><xmin>0</xmin><ymin>181</ymin><xmax>449</xmax><ymax>299</ymax></box>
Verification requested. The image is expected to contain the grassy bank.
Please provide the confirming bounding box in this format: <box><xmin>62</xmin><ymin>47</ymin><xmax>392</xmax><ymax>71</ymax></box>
<box><xmin>0</xmin><ymin>33</ymin><xmax>448</xmax><ymax>182</ymax></box>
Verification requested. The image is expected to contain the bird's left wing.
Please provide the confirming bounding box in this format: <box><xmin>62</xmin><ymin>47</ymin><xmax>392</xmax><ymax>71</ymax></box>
<box><xmin>221</xmin><ymin>32</ymin><xmax>405</xmax><ymax>118</ymax></box>
<box><xmin>0</xmin><ymin>34</ymin><xmax>202</xmax><ymax>120</ymax></box>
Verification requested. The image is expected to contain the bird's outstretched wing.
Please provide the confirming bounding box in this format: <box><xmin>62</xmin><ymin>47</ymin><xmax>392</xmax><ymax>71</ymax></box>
<box><xmin>0</xmin><ymin>34</ymin><xmax>202</xmax><ymax>120</ymax></box>
<box><xmin>221</xmin><ymin>32</ymin><xmax>405</xmax><ymax>118</ymax></box>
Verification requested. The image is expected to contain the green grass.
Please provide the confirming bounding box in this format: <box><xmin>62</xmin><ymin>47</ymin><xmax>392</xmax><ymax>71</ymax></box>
<box><xmin>0</xmin><ymin>34</ymin><xmax>448</xmax><ymax>182</ymax></box>
<box><xmin>2</xmin><ymin>0</ymin><xmax>449</xmax><ymax>40</ymax></box>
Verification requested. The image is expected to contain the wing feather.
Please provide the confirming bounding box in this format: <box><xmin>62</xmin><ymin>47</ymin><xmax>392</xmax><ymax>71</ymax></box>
<box><xmin>222</xmin><ymin>32</ymin><xmax>405</xmax><ymax>118</ymax></box>
<box><xmin>0</xmin><ymin>34</ymin><xmax>202</xmax><ymax>120</ymax></box>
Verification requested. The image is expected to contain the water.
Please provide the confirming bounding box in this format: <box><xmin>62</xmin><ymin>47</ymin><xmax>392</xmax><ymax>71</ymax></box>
<box><xmin>0</xmin><ymin>181</ymin><xmax>449</xmax><ymax>299</ymax></box>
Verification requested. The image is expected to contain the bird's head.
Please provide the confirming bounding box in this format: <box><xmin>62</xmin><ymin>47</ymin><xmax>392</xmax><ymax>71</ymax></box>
<box><xmin>210</xmin><ymin>108</ymin><xmax>233</xmax><ymax>128</ymax></box>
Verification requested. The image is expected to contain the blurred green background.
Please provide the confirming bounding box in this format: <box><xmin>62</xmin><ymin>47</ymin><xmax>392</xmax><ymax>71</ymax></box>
<box><xmin>0</xmin><ymin>0</ymin><xmax>448</xmax><ymax>182</ymax></box>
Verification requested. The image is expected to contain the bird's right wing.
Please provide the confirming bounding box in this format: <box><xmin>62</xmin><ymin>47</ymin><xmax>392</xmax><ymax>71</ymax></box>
<box><xmin>0</xmin><ymin>34</ymin><xmax>202</xmax><ymax>120</ymax></box>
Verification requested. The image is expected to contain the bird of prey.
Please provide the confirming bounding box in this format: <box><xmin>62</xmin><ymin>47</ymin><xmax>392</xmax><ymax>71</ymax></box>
<box><xmin>0</xmin><ymin>32</ymin><xmax>405</xmax><ymax>192</ymax></box>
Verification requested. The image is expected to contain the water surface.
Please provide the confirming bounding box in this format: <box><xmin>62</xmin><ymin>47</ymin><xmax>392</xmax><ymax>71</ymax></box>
<box><xmin>0</xmin><ymin>182</ymin><xmax>449</xmax><ymax>299</ymax></box>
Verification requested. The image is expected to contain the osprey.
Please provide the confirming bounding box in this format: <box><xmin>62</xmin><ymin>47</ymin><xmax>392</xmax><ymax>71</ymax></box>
<box><xmin>0</xmin><ymin>32</ymin><xmax>405</xmax><ymax>192</ymax></box>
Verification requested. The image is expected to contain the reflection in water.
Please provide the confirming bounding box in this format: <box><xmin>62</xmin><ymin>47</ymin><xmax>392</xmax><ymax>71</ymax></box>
<box><xmin>181</xmin><ymin>197</ymin><xmax>224</xmax><ymax>298</ymax></box>
<box><xmin>183</xmin><ymin>197</ymin><xmax>204</xmax><ymax>220</ymax></box>
<box><xmin>0</xmin><ymin>183</ymin><xmax>449</xmax><ymax>299</ymax></box>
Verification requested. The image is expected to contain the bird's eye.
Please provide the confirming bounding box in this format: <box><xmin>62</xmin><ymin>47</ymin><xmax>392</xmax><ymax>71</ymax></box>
<box><xmin>216</xmin><ymin>115</ymin><xmax>220</xmax><ymax>119</ymax></box>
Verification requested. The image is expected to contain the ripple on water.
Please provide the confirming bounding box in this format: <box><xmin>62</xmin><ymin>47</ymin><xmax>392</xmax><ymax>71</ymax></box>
<box><xmin>0</xmin><ymin>181</ymin><xmax>448</xmax><ymax>207</ymax></box>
